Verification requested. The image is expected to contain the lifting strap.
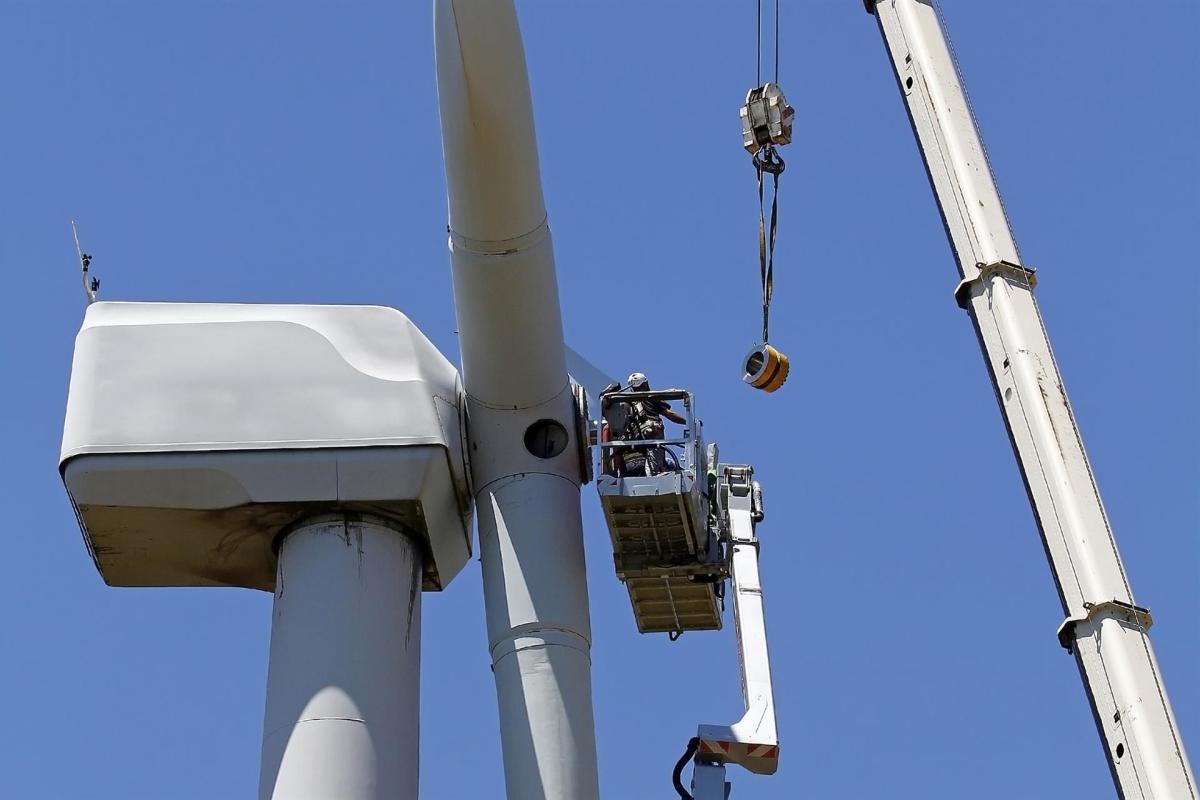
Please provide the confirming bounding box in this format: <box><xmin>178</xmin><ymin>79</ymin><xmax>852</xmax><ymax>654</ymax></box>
<box><xmin>753</xmin><ymin>146</ymin><xmax>784</xmax><ymax>343</ymax></box>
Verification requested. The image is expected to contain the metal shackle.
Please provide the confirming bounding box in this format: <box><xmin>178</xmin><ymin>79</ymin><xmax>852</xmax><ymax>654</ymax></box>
<box><xmin>742</xmin><ymin>344</ymin><xmax>789</xmax><ymax>393</ymax></box>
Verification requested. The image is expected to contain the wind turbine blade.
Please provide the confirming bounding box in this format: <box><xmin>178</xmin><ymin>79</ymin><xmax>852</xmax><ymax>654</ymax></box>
<box><xmin>566</xmin><ymin>345</ymin><xmax>618</xmax><ymax>411</ymax></box>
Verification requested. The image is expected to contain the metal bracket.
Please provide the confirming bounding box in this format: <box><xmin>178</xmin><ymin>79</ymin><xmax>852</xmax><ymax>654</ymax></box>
<box><xmin>954</xmin><ymin>260</ymin><xmax>1037</xmax><ymax>310</ymax></box>
<box><xmin>1056</xmin><ymin>599</ymin><xmax>1154</xmax><ymax>654</ymax></box>
<box><xmin>724</xmin><ymin>466</ymin><xmax>753</xmax><ymax>496</ymax></box>
<box><xmin>691</xmin><ymin>758</ymin><xmax>731</xmax><ymax>800</ymax></box>
<box><xmin>572</xmin><ymin>382</ymin><xmax>593</xmax><ymax>485</ymax></box>
<box><xmin>721</xmin><ymin>466</ymin><xmax>759</xmax><ymax>546</ymax></box>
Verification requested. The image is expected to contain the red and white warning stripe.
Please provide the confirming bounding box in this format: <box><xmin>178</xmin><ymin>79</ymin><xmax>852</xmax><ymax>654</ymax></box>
<box><xmin>697</xmin><ymin>738</ymin><xmax>780</xmax><ymax>772</ymax></box>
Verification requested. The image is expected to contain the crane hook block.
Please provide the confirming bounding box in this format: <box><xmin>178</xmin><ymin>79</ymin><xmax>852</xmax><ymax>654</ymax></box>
<box><xmin>740</xmin><ymin>83</ymin><xmax>794</xmax><ymax>155</ymax></box>
<box><xmin>743</xmin><ymin>344</ymin><xmax>789</xmax><ymax>393</ymax></box>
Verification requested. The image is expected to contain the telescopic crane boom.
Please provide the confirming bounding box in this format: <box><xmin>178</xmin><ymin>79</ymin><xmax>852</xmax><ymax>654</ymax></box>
<box><xmin>864</xmin><ymin>2</ymin><xmax>1196</xmax><ymax>796</ymax></box>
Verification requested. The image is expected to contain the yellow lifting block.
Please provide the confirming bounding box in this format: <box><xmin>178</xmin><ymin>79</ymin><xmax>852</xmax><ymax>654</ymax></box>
<box><xmin>743</xmin><ymin>343</ymin><xmax>789</xmax><ymax>393</ymax></box>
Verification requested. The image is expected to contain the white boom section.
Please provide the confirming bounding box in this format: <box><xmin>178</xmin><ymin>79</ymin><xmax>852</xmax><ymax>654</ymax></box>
<box><xmin>259</xmin><ymin>516</ymin><xmax>422</xmax><ymax>800</ymax></box>
<box><xmin>697</xmin><ymin>466</ymin><xmax>778</xmax><ymax>772</ymax></box>
<box><xmin>868</xmin><ymin>2</ymin><xmax>1196</xmax><ymax>797</ymax></box>
<box><xmin>694</xmin><ymin>465</ymin><xmax>778</xmax><ymax>793</ymax></box>
<box><xmin>725</xmin><ymin>477</ymin><xmax>777</xmax><ymax>760</ymax></box>
<box><xmin>434</xmin><ymin>2</ymin><xmax>600</xmax><ymax>799</ymax></box>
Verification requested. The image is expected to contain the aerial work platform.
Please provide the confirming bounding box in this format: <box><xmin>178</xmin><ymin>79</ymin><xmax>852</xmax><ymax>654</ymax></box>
<box><xmin>590</xmin><ymin>384</ymin><xmax>779</xmax><ymax>796</ymax></box>
<box><xmin>594</xmin><ymin>389</ymin><xmax>724</xmax><ymax>634</ymax></box>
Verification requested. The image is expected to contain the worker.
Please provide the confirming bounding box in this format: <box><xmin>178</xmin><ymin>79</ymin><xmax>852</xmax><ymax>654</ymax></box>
<box><xmin>603</xmin><ymin>372</ymin><xmax>686</xmax><ymax>477</ymax></box>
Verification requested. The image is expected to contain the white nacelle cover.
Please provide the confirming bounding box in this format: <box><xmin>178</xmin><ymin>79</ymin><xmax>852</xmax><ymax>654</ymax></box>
<box><xmin>60</xmin><ymin>302</ymin><xmax>472</xmax><ymax>591</ymax></box>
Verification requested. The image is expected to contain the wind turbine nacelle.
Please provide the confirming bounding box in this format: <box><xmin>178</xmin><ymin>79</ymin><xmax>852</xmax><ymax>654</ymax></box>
<box><xmin>59</xmin><ymin>302</ymin><xmax>472</xmax><ymax>592</ymax></box>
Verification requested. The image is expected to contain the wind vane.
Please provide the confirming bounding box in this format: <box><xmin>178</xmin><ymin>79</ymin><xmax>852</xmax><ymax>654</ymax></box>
<box><xmin>71</xmin><ymin>220</ymin><xmax>99</xmax><ymax>304</ymax></box>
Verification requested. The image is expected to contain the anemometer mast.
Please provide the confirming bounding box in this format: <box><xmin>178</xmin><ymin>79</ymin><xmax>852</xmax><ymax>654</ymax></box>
<box><xmin>866</xmin><ymin>2</ymin><xmax>1196</xmax><ymax>796</ymax></box>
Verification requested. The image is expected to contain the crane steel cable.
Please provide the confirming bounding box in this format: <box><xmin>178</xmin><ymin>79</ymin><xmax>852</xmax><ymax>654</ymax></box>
<box><xmin>755</xmin><ymin>0</ymin><xmax>780</xmax><ymax>83</ymax></box>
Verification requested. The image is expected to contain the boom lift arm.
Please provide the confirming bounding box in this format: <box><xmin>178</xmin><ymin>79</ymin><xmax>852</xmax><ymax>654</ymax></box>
<box><xmin>865</xmin><ymin>2</ymin><xmax>1196</xmax><ymax>797</ymax></box>
<box><xmin>685</xmin><ymin>464</ymin><xmax>779</xmax><ymax>799</ymax></box>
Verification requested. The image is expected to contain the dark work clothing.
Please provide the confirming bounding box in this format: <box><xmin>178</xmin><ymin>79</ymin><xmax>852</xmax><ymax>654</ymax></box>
<box><xmin>626</xmin><ymin>398</ymin><xmax>671</xmax><ymax>440</ymax></box>
<box><xmin>607</xmin><ymin>395</ymin><xmax>677</xmax><ymax>477</ymax></box>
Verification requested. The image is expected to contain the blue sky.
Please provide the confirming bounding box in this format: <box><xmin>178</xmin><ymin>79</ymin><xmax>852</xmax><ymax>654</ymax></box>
<box><xmin>2</xmin><ymin>1</ymin><xmax>1196</xmax><ymax>798</ymax></box>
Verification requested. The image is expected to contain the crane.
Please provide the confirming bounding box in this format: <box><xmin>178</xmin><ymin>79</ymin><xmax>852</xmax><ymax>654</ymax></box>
<box><xmin>863</xmin><ymin>2</ymin><xmax>1196</xmax><ymax>797</ymax></box>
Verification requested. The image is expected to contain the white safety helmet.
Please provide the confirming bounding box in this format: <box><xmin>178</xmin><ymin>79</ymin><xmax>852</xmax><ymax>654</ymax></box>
<box><xmin>626</xmin><ymin>372</ymin><xmax>648</xmax><ymax>390</ymax></box>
